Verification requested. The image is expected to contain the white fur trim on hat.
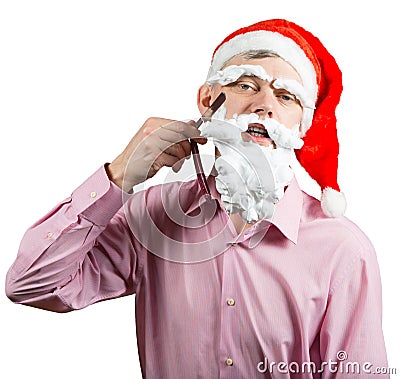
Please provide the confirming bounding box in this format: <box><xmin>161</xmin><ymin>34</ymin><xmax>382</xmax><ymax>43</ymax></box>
<box><xmin>321</xmin><ymin>187</ymin><xmax>347</xmax><ymax>218</ymax></box>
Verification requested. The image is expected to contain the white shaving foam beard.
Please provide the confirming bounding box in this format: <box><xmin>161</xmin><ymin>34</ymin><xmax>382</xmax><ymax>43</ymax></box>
<box><xmin>200</xmin><ymin>106</ymin><xmax>304</xmax><ymax>223</ymax></box>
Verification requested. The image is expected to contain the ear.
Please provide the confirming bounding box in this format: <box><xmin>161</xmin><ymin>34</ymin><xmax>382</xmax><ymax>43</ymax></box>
<box><xmin>197</xmin><ymin>83</ymin><xmax>212</xmax><ymax>114</ymax></box>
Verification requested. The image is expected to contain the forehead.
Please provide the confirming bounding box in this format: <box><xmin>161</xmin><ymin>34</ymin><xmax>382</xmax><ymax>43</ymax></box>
<box><xmin>223</xmin><ymin>55</ymin><xmax>303</xmax><ymax>84</ymax></box>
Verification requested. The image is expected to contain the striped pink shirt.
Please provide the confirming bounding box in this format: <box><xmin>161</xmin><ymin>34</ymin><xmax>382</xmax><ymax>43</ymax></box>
<box><xmin>6</xmin><ymin>165</ymin><xmax>389</xmax><ymax>378</ymax></box>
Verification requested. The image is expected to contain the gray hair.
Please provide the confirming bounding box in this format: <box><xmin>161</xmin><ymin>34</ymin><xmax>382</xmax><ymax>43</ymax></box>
<box><xmin>239</xmin><ymin>49</ymin><xmax>281</xmax><ymax>60</ymax></box>
<box><xmin>219</xmin><ymin>49</ymin><xmax>281</xmax><ymax>70</ymax></box>
<box><xmin>206</xmin><ymin>49</ymin><xmax>281</xmax><ymax>84</ymax></box>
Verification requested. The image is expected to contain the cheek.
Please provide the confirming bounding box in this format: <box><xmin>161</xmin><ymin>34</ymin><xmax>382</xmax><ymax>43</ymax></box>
<box><xmin>295</xmin><ymin>108</ymin><xmax>304</xmax><ymax>124</ymax></box>
<box><xmin>222</xmin><ymin>96</ymin><xmax>250</xmax><ymax>118</ymax></box>
<box><xmin>210</xmin><ymin>86</ymin><xmax>252</xmax><ymax>118</ymax></box>
<box><xmin>280</xmin><ymin>106</ymin><xmax>303</xmax><ymax>127</ymax></box>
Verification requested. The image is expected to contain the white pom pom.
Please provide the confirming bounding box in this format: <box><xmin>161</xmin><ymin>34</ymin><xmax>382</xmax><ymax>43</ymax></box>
<box><xmin>321</xmin><ymin>187</ymin><xmax>347</xmax><ymax>218</ymax></box>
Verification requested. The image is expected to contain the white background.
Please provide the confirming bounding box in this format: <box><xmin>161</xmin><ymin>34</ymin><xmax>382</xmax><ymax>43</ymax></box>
<box><xmin>1</xmin><ymin>1</ymin><xmax>399</xmax><ymax>377</ymax></box>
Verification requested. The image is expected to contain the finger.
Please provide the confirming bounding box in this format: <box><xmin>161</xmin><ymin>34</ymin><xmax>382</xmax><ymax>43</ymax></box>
<box><xmin>154</xmin><ymin>121</ymin><xmax>207</xmax><ymax>149</ymax></box>
<box><xmin>163</xmin><ymin>120</ymin><xmax>204</xmax><ymax>140</ymax></box>
<box><xmin>172</xmin><ymin>158</ymin><xmax>185</xmax><ymax>173</ymax></box>
<box><xmin>186</xmin><ymin>120</ymin><xmax>197</xmax><ymax>127</ymax></box>
<box><xmin>152</xmin><ymin>152</ymin><xmax>180</xmax><ymax>173</ymax></box>
<box><xmin>143</xmin><ymin>120</ymin><xmax>206</xmax><ymax>160</ymax></box>
<box><xmin>185</xmin><ymin>121</ymin><xmax>208</xmax><ymax>145</ymax></box>
<box><xmin>154</xmin><ymin>129</ymin><xmax>192</xmax><ymax>158</ymax></box>
<box><xmin>141</xmin><ymin>127</ymin><xmax>186</xmax><ymax>161</ymax></box>
<box><xmin>191</xmin><ymin>136</ymin><xmax>208</xmax><ymax>145</ymax></box>
<box><xmin>160</xmin><ymin>137</ymin><xmax>191</xmax><ymax>159</ymax></box>
<box><xmin>179</xmin><ymin>139</ymin><xmax>192</xmax><ymax>157</ymax></box>
<box><xmin>155</xmin><ymin>126</ymin><xmax>190</xmax><ymax>148</ymax></box>
<box><xmin>162</xmin><ymin>142</ymin><xmax>187</xmax><ymax>161</ymax></box>
<box><xmin>186</xmin><ymin>120</ymin><xmax>208</xmax><ymax>144</ymax></box>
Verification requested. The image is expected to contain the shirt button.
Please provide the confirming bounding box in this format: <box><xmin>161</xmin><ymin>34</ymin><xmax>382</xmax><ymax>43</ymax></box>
<box><xmin>226</xmin><ymin>358</ymin><xmax>233</xmax><ymax>366</ymax></box>
<box><xmin>230</xmin><ymin>242</ymin><xmax>237</xmax><ymax>246</ymax></box>
<box><xmin>46</xmin><ymin>232</ymin><xmax>54</xmax><ymax>239</ymax></box>
<box><xmin>227</xmin><ymin>298</ymin><xmax>235</xmax><ymax>306</ymax></box>
<box><xmin>90</xmin><ymin>191</ymin><xmax>97</xmax><ymax>198</ymax></box>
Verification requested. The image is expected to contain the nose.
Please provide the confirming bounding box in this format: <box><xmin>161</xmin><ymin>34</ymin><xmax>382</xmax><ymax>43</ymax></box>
<box><xmin>252</xmin><ymin>90</ymin><xmax>274</xmax><ymax>118</ymax></box>
<box><xmin>255</xmin><ymin>108</ymin><xmax>273</xmax><ymax>118</ymax></box>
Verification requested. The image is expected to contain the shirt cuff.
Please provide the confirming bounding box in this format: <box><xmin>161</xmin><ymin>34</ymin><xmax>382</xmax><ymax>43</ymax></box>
<box><xmin>71</xmin><ymin>164</ymin><xmax>128</xmax><ymax>226</ymax></box>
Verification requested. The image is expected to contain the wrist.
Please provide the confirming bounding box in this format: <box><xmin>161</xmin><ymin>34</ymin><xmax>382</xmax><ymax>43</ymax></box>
<box><xmin>106</xmin><ymin>161</ymin><xmax>131</xmax><ymax>192</ymax></box>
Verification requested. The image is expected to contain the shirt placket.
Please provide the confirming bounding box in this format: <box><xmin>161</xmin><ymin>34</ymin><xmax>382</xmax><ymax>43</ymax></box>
<box><xmin>219</xmin><ymin>240</ymin><xmax>242</xmax><ymax>378</ymax></box>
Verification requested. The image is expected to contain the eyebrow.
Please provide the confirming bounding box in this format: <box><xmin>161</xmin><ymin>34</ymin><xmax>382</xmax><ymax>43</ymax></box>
<box><xmin>230</xmin><ymin>74</ymin><xmax>262</xmax><ymax>81</ymax></box>
<box><xmin>272</xmin><ymin>78</ymin><xmax>315</xmax><ymax>109</ymax></box>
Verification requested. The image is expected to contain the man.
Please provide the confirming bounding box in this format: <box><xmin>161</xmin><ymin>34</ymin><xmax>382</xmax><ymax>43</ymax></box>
<box><xmin>6</xmin><ymin>19</ymin><xmax>388</xmax><ymax>378</ymax></box>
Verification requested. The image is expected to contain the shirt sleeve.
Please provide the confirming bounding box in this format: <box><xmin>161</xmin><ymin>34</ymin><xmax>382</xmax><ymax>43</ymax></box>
<box><xmin>5</xmin><ymin>165</ymin><xmax>142</xmax><ymax>312</ymax></box>
<box><xmin>319</xmin><ymin>244</ymin><xmax>389</xmax><ymax>378</ymax></box>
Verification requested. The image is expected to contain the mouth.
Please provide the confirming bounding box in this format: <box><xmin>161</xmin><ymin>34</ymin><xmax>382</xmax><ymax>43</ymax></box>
<box><xmin>245</xmin><ymin>123</ymin><xmax>275</xmax><ymax>148</ymax></box>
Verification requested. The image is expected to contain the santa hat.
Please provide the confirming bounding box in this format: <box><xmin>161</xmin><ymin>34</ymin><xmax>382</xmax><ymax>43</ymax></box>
<box><xmin>207</xmin><ymin>19</ymin><xmax>346</xmax><ymax>218</ymax></box>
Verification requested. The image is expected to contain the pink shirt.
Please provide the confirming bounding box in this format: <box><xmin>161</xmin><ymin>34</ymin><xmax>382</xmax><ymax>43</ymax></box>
<box><xmin>6</xmin><ymin>165</ymin><xmax>389</xmax><ymax>378</ymax></box>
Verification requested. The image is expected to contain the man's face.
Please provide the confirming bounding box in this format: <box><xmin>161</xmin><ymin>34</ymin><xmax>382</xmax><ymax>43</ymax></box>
<box><xmin>199</xmin><ymin>56</ymin><xmax>304</xmax><ymax>147</ymax></box>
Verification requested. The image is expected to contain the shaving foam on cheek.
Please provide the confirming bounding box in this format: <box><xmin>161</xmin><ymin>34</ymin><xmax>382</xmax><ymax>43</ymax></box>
<box><xmin>207</xmin><ymin>106</ymin><xmax>304</xmax><ymax>149</ymax></box>
<box><xmin>200</xmin><ymin>107</ymin><xmax>302</xmax><ymax>223</ymax></box>
<box><xmin>261</xmin><ymin>119</ymin><xmax>304</xmax><ymax>149</ymax></box>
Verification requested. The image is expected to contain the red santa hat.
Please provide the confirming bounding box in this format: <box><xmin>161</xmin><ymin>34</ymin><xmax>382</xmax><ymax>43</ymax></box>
<box><xmin>207</xmin><ymin>19</ymin><xmax>346</xmax><ymax>217</ymax></box>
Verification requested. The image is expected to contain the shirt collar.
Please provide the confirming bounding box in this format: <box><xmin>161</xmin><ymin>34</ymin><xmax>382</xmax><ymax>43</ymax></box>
<box><xmin>186</xmin><ymin>172</ymin><xmax>303</xmax><ymax>244</ymax></box>
<box><xmin>270</xmin><ymin>177</ymin><xmax>303</xmax><ymax>244</ymax></box>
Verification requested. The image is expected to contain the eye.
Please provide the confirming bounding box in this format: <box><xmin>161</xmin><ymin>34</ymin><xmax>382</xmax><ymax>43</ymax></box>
<box><xmin>227</xmin><ymin>78</ymin><xmax>259</xmax><ymax>94</ymax></box>
<box><xmin>281</xmin><ymin>94</ymin><xmax>294</xmax><ymax>101</ymax></box>
<box><xmin>275</xmin><ymin>90</ymin><xmax>298</xmax><ymax>104</ymax></box>
<box><xmin>238</xmin><ymin>83</ymin><xmax>254</xmax><ymax>91</ymax></box>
